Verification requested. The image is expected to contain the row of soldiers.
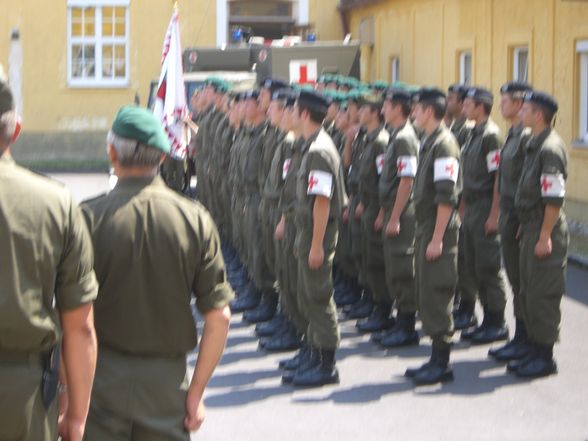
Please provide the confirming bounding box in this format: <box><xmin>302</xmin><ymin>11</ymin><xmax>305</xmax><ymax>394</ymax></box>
<box><xmin>186</xmin><ymin>75</ymin><xmax>568</xmax><ymax>387</ymax></box>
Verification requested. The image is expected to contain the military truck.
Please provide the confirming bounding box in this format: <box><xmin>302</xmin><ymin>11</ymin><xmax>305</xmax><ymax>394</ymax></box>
<box><xmin>182</xmin><ymin>40</ymin><xmax>361</xmax><ymax>85</ymax></box>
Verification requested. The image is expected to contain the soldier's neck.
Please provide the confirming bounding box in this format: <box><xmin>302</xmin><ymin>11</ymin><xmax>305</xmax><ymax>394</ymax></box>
<box><xmin>531</xmin><ymin>122</ymin><xmax>550</xmax><ymax>137</ymax></box>
<box><xmin>366</xmin><ymin>120</ymin><xmax>381</xmax><ymax>134</ymax></box>
<box><xmin>389</xmin><ymin>116</ymin><xmax>407</xmax><ymax>130</ymax></box>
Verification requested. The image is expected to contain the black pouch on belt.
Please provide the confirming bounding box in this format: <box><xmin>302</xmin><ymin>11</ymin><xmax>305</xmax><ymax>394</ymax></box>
<box><xmin>41</xmin><ymin>344</ymin><xmax>61</xmax><ymax>409</ymax></box>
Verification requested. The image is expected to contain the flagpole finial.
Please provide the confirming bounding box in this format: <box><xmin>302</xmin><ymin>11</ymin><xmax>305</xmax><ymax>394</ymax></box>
<box><xmin>173</xmin><ymin>0</ymin><xmax>178</xmax><ymax>10</ymax></box>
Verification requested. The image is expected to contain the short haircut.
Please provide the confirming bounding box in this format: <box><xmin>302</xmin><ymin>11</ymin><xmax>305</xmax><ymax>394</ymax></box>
<box><xmin>0</xmin><ymin>111</ymin><xmax>17</xmax><ymax>145</ymax></box>
<box><xmin>530</xmin><ymin>103</ymin><xmax>555</xmax><ymax>125</ymax></box>
<box><xmin>297</xmin><ymin>102</ymin><xmax>327</xmax><ymax>125</ymax></box>
<box><xmin>392</xmin><ymin>99</ymin><xmax>411</xmax><ymax>118</ymax></box>
<box><xmin>107</xmin><ymin>130</ymin><xmax>163</xmax><ymax>168</ymax></box>
<box><xmin>422</xmin><ymin>99</ymin><xmax>446</xmax><ymax>120</ymax></box>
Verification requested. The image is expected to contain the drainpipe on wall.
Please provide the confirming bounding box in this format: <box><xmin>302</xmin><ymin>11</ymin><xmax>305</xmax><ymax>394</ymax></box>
<box><xmin>9</xmin><ymin>28</ymin><xmax>22</xmax><ymax>116</ymax></box>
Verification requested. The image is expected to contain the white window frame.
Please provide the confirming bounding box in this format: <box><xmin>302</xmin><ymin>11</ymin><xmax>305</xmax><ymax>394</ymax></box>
<box><xmin>513</xmin><ymin>46</ymin><xmax>529</xmax><ymax>83</ymax></box>
<box><xmin>459</xmin><ymin>51</ymin><xmax>472</xmax><ymax>86</ymax></box>
<box><xmin>578</xmin><ymin>40</ymin><xmax>588</xmax><ymax>144</ymax></box>
<box><xmin>67</xmin><ymin>0</ymin><xmax>130</xmax><ymax>88</ymax></box>
<box><xmin>390</xmin><ymin>56</ymin><xmax>400</xmax><ymax>83</ymax></box>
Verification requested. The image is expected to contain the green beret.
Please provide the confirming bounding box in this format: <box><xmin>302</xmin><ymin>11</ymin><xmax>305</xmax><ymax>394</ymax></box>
<box><xmin>112</xmin><ymin>106</ymin><xmax>170</xmax><ymax>154</ymax></box>
<box><xmin>0</xmin><ymin>80</ymin><xmax>14</xmax><ymax>115</ymax></box>
<box><xmin>371</xmin><ymin>80</ymin><xmax>388</xmax><ymax>91</ymax></box>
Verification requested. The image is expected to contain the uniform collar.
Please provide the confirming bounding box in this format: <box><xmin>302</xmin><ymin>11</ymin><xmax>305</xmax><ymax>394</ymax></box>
<box><xmin>389</xmin><ymin>120</ymin><xmax>408</xmax><ymax>139</ymax></box>
<box><xmin>525</xmin><ymin>127</ymin><xmax>552</xmax><ymax>153</ymax></box>
<box><xmin>421</xmin><ymin>125</ymin><xmax>443</xmax><ymax>153</ymax></box>
<box><xmin>508</xmin><ymin>123</ymin><xmax>524</xmax><ymax>138</ymax></box>
<box><xmin>472</xmin><ymin>118</ymin><xmax>489</xmax><ymax>136</ymax></box>
<box><xmin>450</xmin><ymin>116</ymin><xmax>467</xmax><ymax>132</ymax></box>
<box><xmin>302</xmin><ymin>127</ymin><xmax>322</xmax><ymax>154</ymax></box>
<box><xmin>366</xmin><ymin>125</ymin><xmax>384</xmax><ymax>141</ymax></box>
<box><xmin>112</xmin><ymin>174</ymin><xmax>163</xmax><ymax>192</ymax></box>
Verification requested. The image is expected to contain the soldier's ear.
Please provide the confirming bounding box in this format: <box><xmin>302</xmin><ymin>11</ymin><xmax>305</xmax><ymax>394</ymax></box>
<box><xmin>11</xmin><ymin>116</ymin><xmax>21</xmax><ymax>143</ymax></box>
<box><xmin>107</xmin><ymin>144</ymin><xmax>118</xmax><ymax>164</ymax></box>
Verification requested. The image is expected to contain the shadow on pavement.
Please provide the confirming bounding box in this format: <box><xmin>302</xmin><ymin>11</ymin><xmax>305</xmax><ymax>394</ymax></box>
<box><xmin>208</xmin><ymin>369</ymin><xmax>280</xmax><ymax>388</ymax></box>
<box><xmin>219</xmin><ymin>348</ymin><xmax>268</xmax><ymax>366</ymax></box>
<box><xmin>292</xmin><ymin>381</ymin><xmax>413</xmax><ymax>404</ymax></box>
<box><xmin>225</xmin><ymin>334</ymin><xmax>258</xmax><ymax>349</ymax></box>
<box><xmin>205</xmin><ymin>384</ymin><xmax>291</xmax><ymax>408</ymax></box>
<box><xmin>565</xmin><ymin>265</ymin><xmax>588</xmax><ymax>307</ymax></box>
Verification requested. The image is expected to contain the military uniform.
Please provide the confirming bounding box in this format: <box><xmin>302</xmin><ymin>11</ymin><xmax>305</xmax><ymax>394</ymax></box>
<box><xmin>406</xmin><ymin>88</ymin><xmax>461</xmax><ymax>385</ymax></box>
<box><xmin>460</xmin><ymin>96</ymin><xmax>508</xmax><ymax>343</ymax></box>
<box><xmin>356</xmin><ymin>124</ymin><xmax>392</xmax><ymax>330</ymax></box>
<box><xmin>286</xmin><ymin>92</ymin><xmax>348</xmax><ymax>384</ymax></box>
<box><xmin>513</xmin><ymin>92</ymin><xmax>568</xmax><ymax>377</ymax></box>
<box><xmin>378</xmin><ymin>119</ymin><xmax>419</xmax><ymax>345</ymax></box>
<box><xmin>278</xmin><ymin>134</ymin><xmax>308</xmax><ymax>334</ymax></box>
<box><xmin>0</xmin><ymin>152</ymin><xmax>98</xmax><ymax>441</ymax></box>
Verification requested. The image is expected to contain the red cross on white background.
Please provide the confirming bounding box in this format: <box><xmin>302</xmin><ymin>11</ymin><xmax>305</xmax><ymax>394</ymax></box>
<box><xmin>308</xmin><ymin>174</ymin><xmax>319</xmax><ymax>192</ymax></box>
<box><xmin>397</xmin><ymin>160</ymin><xmax>406</xmax><ymax>173</ymax></box>
<box><xmin>541</xmin><ymin>176</ymin><xmax>552</xmax><ymax>193</ymax></box>
<box><xmin>491</xmin><ymin>151</ymin><xmax>500</xmax><ymax>167</ymax></box>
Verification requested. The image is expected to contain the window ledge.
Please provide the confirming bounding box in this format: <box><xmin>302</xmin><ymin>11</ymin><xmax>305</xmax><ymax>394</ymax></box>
<box><xmin>68</xmin><ymin>80</ymin><xmax>130</xmax><ymax>89</ymax></box>
<box><xmin>572</xmin><ymin>140</ymin><xmax>588</xmax><ymax>149</ymax></box>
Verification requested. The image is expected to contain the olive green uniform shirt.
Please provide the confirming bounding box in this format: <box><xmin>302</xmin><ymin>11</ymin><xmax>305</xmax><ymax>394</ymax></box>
<box><xmin>81</xmin><ymin>176</ymin><xmax>233</xmax><ymax>357</ymax></box>
<box><xmin>0</xmin><ymin>153</ymin><xmax>98</xmax><ymax>352</ymax></box>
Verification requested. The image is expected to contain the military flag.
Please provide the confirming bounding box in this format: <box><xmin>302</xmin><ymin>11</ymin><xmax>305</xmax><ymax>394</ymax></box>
<box><xmin>153</xmin><ymin>7</ymin><xmax>189</xmax><ymax>160</ymax></box>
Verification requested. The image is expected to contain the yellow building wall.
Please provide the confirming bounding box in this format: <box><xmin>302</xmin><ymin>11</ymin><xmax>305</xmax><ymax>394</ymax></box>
<box><xmin>0</xmin><ymin>0</ymin><xmax>216</xmax><ymax>133</ymax></box>
<box><xmin>348</xmin><ymin>0</ymin><xmax>588</xmax><ymax>203</ymax></box>
<box><xmin>310</xmin><ymin>0</ymin><xmax>344</xmax><ymax>41</ymax></box>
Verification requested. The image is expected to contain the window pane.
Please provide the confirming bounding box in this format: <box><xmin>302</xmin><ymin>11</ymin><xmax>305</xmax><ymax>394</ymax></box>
<box><xmin>84</xmin><ymin>7</ymin><xmax>95</xmax><ymax>37</ymax></box>
<box><xmin>72</xmin><ymin>44</ymin><xmax>95</xmax><ymax>78</ymax></box>
<box><xmin>114</xmin><ymin>7</ymin><xmax>126</xmax><ymax>37</ymax></box>
<box><xmin>114</xmin><ymin>45</ymin><xmax>126</xmax><ymax>78</ymax></box>
<box><xmin>518</xmin><ymin>50</ymin><xmax>528</xmax><ymax>82</ymax></box>
<box><xmin>71</xmin><ymin>8</ymin><xmax>83</xmax><ymax>37</ymax></box>
<box><xmin>103</xmin><ymin>45</ymin><xmax>114</xmax><ymax>78</ymax></box>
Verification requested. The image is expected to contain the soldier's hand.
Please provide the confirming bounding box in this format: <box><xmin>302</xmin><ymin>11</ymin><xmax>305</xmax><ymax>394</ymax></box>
<box><xmin>535</xmin><ymin>235</ymin><xmax>552</xmax><ymax>259</ymax></box>
<box><xmin>355</xmin><ymin>202</ymin><xmax>364</xmax><ymax>219</ymax></box>
<box><xmin>342</xmin><ymin>207</ymin><xmax>350</xmax><ymax>223</ymax></box>
<box><xmin>484</xmin><ymin>216</ymin><xmax>498</xmax><ymax>235</ymax></box>
<box><xmin>426</xmin><ymin>239</ymin><xmax>443</xmax><ymax>261</ymax></box>
<box><xmin>58</xmin><ymin>417</ymin><xmax>85</xmax><ymax>441</ymax></box>
<box><xmin>308</xmin><ymin>246</ymin><xmax>325</xmax><ymax>270</ymax></box>
<box><xmin>185</xmin><ymin>392</ymin><xmax>206</xmax><ymax>432</ymax></box>
<box><xmin>274</xmin><ymin>217</ymin><xmax>285</xmax><ymax>241</ymax></box>
<box><xmin>385</xmin><ymin>218</ymin><xmax>400</xmax><ymax>237</ymax></box>
<box><xmin>373</xmin><ymin>211</ymin><xmax>384</xmax><ymax>232</ymax></box>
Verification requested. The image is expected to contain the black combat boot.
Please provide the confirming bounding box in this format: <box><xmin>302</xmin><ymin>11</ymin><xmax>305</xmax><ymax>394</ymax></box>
<box><xmin>453</xmin><ymin>300</ymin><xmax>477</xmax><ymax>331</ymax></box>
<box><xmin>412</xmin><ymin>340</ymin><xmax>454</xmax><ymax>385</ymax></box>
<box><xmin>337</xmin><ymin>276</ymin><xmax>363</xmax><ymax>307</ymax></box>
<box><xmin>470</xmin><ymin>310</ymin><xmax>509</xmax><ymax>345</ymax></box>
<box><xmin>243</xmin><ymin>290</ymin><xmax>278</xmax><ymax>323</ymax></box>
<box><xmin>489</xmin><ymin>318</ymin><xmax>531</xmax><ymax>361</ymax></box>
<box><xmin>282</xmin><ymin>345</ymin><xmax>318</xmax><ymax>384</ymax></box>
<box><xmin>513</xmin><ymin>343</ymin><xmax>557</xmax><ymax>378</ymax></box>
<box><xmin>255</xmin><ymin>312</ymin><xmax>286</xmax><ymax>337</ymax></box>
<box><xmin>356</xmin><ymin>303</ymin><xmax>395</xmax><ymax>333</ymax></box>
<box><xmin>262</xmin><ymin>322</ymin><xmax>302</xmax><ymax>352</ymax></box>
<box><xmin>292</xmin><ymin>348</ymin><xmax>340</xmax><ymax>387</ymax></box>
<box><xmin>380</xmin><ymin>312</ymin><xmax>419</xmax><ymax>348</ymax></box>
<box><xmin>228</xmin><ymin>264</ymin><xmax>247</xmax><ymax>287</ymax></box>
<box><xmin>346</xmin><ymin>289</ymin><xmax>374</xmax><ymax>319</ymax></box>
<box><xmin>230</xmin><ymin>281</ymin><xmax>261</xmax><ymax>313</ymax></box>
<box><xmin>279</xmin><ymin>340</ymin><xmax>310</xmax><ymax>370</ymax></box>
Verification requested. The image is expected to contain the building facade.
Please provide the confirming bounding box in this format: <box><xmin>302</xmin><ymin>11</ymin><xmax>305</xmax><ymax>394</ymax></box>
<box><xmin>341</xmin><ymin>0</ymin><xmax>588</xmax><ymax>215</ymax></box>
<box><xmin>0</xmin><ymin>0</ymin><xmax>341</xmax><ymax>167</ymax></box>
